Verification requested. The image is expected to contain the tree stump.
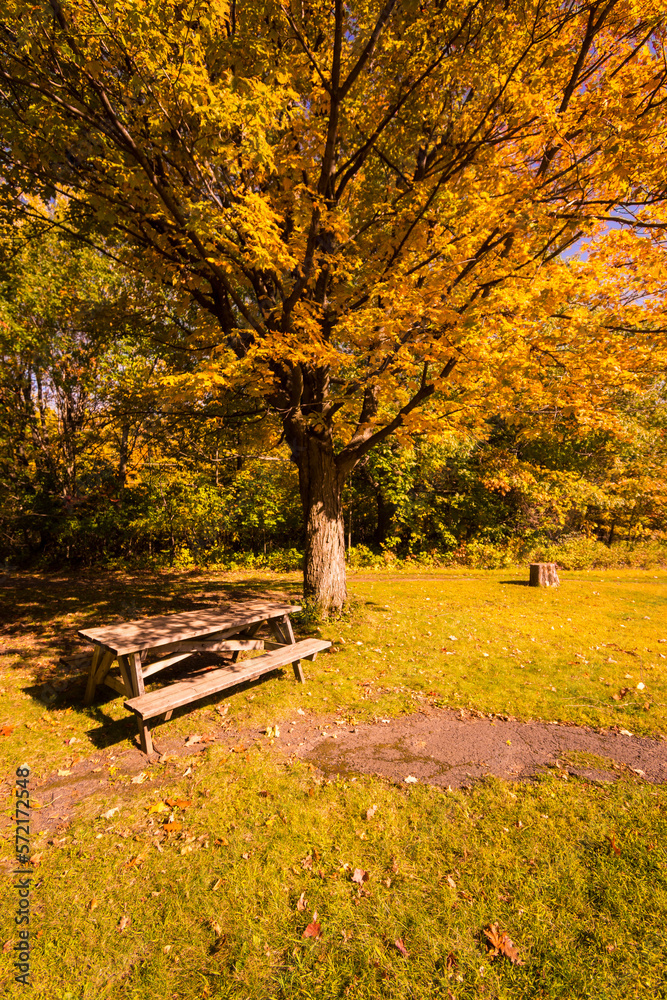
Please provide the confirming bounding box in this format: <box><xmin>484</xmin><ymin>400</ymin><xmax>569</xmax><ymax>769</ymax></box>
<box><xmin>529</xmin><ymin>562</ymin><xmax>559</xmax><ymax>587</ymax></box>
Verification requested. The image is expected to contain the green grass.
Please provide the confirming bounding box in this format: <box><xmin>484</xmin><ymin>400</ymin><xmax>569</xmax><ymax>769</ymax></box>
<box><xmin>2</xmin><ymin>753</ymin><xmax>666</xmax><ymax>999</ymax></box>
<box><xmin>1</xmin><ymin>566</ymin><xmax>666</xmax><ymax>997</ymax></box>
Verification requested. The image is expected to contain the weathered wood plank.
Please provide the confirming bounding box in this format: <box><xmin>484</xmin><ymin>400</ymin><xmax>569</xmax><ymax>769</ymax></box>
<box><xmin>125</xmin><ymin>639</ymin><xmax>331</xmax><ymax>721</ymax></box>
<box><xmin>77</xmin><ymin>602</ymin><xmax>301</xmax><ymax>656</ymax></box>
<box><xmin>269</xmin><ymin>614</ymin><xmax>295</xmax><ymax>646</ymax></box>
<box><xmin>136</xmin><ymin>717</ymin><xmax>153</xmax><ymax>755</ymax></box>
<box><xmin>142</xmin><ymin>652</ymin><xmax>195</xmax><ymax>680</ymax></box>
<box><xmin>128</xmin><ymin>652</ymin><xmax>144</xmax><ymax>697</ymax></box>
<box><xmin>94</xmin><ymin>649</ymin><xmax>116</xmax><ymax>684</ymax></box>
<box><xmin>270</xmin><ymin>615</ymin><xmax>301</xmax><ymax>679</ymax></box>
<box><xmin>117</xmin><ymin>655</ymin><xmax>135</xmax><ymax>698</ymax></box>
<box><xmin>103</xmin><ymin>674</ymin><xmax>126</xmax><ymax>695</ymax></box>
<box><xmin>176</xmin><ymin>639</ymin><xmax>265</xmax><ymax>652</ymax></box>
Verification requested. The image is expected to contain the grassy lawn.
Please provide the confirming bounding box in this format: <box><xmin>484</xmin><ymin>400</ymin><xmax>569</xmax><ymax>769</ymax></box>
<box><xmin>1</xmin><ymin>566</ymin><xmax>666</xmax><ymax>997</ymax></box>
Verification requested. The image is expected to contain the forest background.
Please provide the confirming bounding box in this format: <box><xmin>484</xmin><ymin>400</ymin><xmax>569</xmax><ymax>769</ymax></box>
<box><xmin>1</xmin><ymin>0</ymin><xmax>667</xmax><ymax>584</ymax></box>
<box><xmin>1</xmin><ymin>223</ymin><xmax>665</xmax><ymax>575</ymax></box>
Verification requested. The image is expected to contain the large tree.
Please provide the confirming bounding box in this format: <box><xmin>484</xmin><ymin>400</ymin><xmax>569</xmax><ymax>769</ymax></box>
<box><xmin>1</xmin><ymin>0</ymin><xmax>666</xmax><ymax>607</ymax></box>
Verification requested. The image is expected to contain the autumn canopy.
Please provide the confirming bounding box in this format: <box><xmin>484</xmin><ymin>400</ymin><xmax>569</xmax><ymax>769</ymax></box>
<box><xmin>1</xmin><ymin>0</ymin><xmax>666</xmax><ymax>607</ymax></box>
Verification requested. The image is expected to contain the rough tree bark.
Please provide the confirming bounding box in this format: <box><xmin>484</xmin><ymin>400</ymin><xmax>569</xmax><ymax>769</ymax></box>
<box><xmin>529</xmin><ymin>562</ymin><xmax>560</xmax><ymax>587</ymax></box>
<box><xmin>287</xmin><ymin>423</ymin><xmax>347</xmax><ymax>612</ymax></box>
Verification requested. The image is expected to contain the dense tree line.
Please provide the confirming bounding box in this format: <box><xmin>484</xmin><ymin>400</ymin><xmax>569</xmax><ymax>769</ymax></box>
<box><xmin>1</xmin><ymin>0</ymin><xmax>666</xmax><ymax>604</ymax></box>
<box><xmin>1</xmin><ymin>227</ymin><xmax>664</xmax><ymax>568</ymax></box>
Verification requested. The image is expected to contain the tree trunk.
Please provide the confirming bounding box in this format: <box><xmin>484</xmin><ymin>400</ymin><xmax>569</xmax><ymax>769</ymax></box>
<box><xmin>118</xmin><ymin>422</ymin><xmax>130</xmax><ymax>486</ymax></box>
<box><xmin>295</xmin><ymin>433</ymin><xmax>347</xmax><ymax>611</ymax></box>
<box><xmin>374</xmin><ymin>490</ymin><xmax>397</xmax><ymax>546</ymax></box>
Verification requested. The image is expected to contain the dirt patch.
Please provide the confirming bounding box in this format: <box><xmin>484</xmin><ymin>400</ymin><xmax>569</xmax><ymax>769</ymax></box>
<box><xmin>23</xmin><ymin>710</ymin><xmax>667</xmax><ymax>837</ymax></box>
<box><xmin>280</xmin><ymin>709</ymin><xmax>667</xmax><ymax>788</ymax></box>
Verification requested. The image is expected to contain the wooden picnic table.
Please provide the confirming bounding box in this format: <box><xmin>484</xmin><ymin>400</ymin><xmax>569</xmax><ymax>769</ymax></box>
<box><xmin>78</xmin><ymin>600</ymin><xmax>330</xmax><ymax>755</ymax></box>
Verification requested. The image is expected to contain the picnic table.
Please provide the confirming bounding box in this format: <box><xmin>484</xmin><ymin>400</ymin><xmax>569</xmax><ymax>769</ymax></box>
<box><xmin>77</xmin><ymin>600</ymin><xmax>330</xmax><ymax>754</ymax></box>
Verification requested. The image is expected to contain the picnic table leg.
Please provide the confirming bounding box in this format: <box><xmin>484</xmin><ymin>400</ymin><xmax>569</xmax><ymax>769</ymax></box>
<box><xmin>117</xmin><ymin>656</ymin><xmax>134</xmax><ymax>697</ymax></box>
<box><xmin>94</xmin><ymin>650</ymin><xmax>115</xmax><ymax>687</ymax></box>
<box><xmin>231</xmin><ymin>620</ymin><xmax>263</xmax><ymax>662</ymax></box>
<box><xmin>122</xmin><ymin>653</ymin><xmax>152</xmax><ymax>754</ymax></box>
<box><xmin>128</xmin><ymin>652</ymin><xmax>145</xmax><ymax>697</ymax></box>
<box><xmin>270</xmin><ymin>615</ymin><xmax>304</xmax><ymax>683</ymax></box>
<box><xmin>131</xmin><ymin>710</ymin><xmax>153</xmax><ymax>755</ymax></box>
<box><xmin>83</xmin><ymin>645</ymin><xmax>103</xmax><ymax>705</ymax></box>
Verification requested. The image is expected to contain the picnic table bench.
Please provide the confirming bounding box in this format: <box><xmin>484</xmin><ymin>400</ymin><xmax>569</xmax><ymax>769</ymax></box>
<box><xmin>77</xmin><ymin>600</ymin><xmax>330</xmax><ymax>754</ymax></box>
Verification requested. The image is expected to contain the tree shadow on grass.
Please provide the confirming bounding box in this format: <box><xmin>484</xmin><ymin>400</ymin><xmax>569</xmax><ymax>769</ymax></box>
<box><xmin>499</xmin><ymin>580</ymin><xmax>531</xmax><ymax>586</ymax></box>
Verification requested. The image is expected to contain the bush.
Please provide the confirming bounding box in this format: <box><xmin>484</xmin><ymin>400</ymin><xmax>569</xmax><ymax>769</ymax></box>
<box><xmin>525</xmin><ymin>535</ymin><xmax>667</xmax><ymax>570</ymax></box>
<box><xmin>344</xmin><ymin>535</ymin><xmax>667</xmax><ymax>572</ymax></box>
<box><xmin>445</xmin><ymin>540</ymin><xmax>519</xmax><ymax>569</ymax></box>
<box><xmin>207</xmin><ymin>547</ymin><xmax>303</xmax><ymax>573</ymax></box>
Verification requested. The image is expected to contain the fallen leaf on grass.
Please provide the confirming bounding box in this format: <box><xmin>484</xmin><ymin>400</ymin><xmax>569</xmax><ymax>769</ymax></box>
<box><xmin>165</xmin><ymin>798</ymin><xmax>192</xmax><ymax>809</ymax></box>
<box><xmin>57</xmin><ymin>769</ymin><xmax>71</xmax><ymax>777</ymax></box>
<box><xmin>365</xmin><ymin>804</ymin><xmax>378</xmax><ymax>820</ymax></box>
<box><xmin>63</xmin><ymin>737</ymin><xmax>78</xmax><ymax>746</ymax></box>
<box><xmin>394</xmin><ymin>938</ymin><xmax>409</xmax><ymax>957</ymax></box>
<box><xmin>162</xmin><ymin>821</ymin><xmax>182</xmax><ymax>834</ymax></box>
<box><xmin>88</xmin><ymin>898</ymin><xmax>98</xmax><ymax>912</ymax></box>
<box><xmin>302</xmin><ymin>917</ymin><xmax>322</xmax><ymax>940</ymax></box>
<box><xmin>29</xmin><ymin>853</ymin><xmax>43</xmax><ymax>865</ymax></box>
<box><xmin>0</xmin><ymin>726</ymin><xmax>14</xmax><ymax>737</ymax></box>
<box><xmin>101</xmin><ymin>807</ymin><xmax>119</xmax><ymax>819</ymax></box>
<box><xmin>230</xmin><ymin>745</ymin><xmax>247</xmax><ymax>754</ymax></box>
<box><xmin>127</xmin><ymin>849</ymin><xmax>149</xmax><ymax>868</ymax></box>
<box><xmin>185</xmin><ymin>735</ymin><xmax>202</xmax><ymax>747</ymax></box>
<box><xmin>352</xmin><ymin>868</ymin><xmax>369</xmax><ymax>885</ymax></box>
<box><xmin>446</xmin><ymin>875</ymin><xmax>456</xmax><ymax>889</ymax></box>
<box><xmin>606</xmin><ymin>834</ymin><xmax>621</xmax><ymax>856</ymax></box>
<box><xmin>296</xmin><ymin>892</ymin><xmax>307</xmax><ymax>912</ymax></box>
<box><xmin>148</xmin><ymin>801</ymin><xmax>170</xmax><ymax>814</ymax></box>
<box><xmin>118</xmin><ymin>915</ymin><xmax>131</xmax><ymax>933</ymax></box>
<box><xmin>3</xmin><ymin>939</ymin><xmax>13</xmax><ymax>953</ymax></box>
<box><xmin>484</xmin><ymin>923</ymin><xmax>523</xmax><ymax>965</ymax></box>
<box><xmin>131</xmin><ymin>772</ymin><xmax>148</xmax><ymax>784</ymax></box>
<box><xmin>404</xmin><ymin>775</ymin><xmax>417</xmax><ymax>784</ymax></box>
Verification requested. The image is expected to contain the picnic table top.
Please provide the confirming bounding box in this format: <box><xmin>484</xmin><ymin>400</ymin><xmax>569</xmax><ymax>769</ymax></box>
<box><xmin>77</xmin><ymin>600</ymin><xmax>301</xmax><ymax>657</ymax></box>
